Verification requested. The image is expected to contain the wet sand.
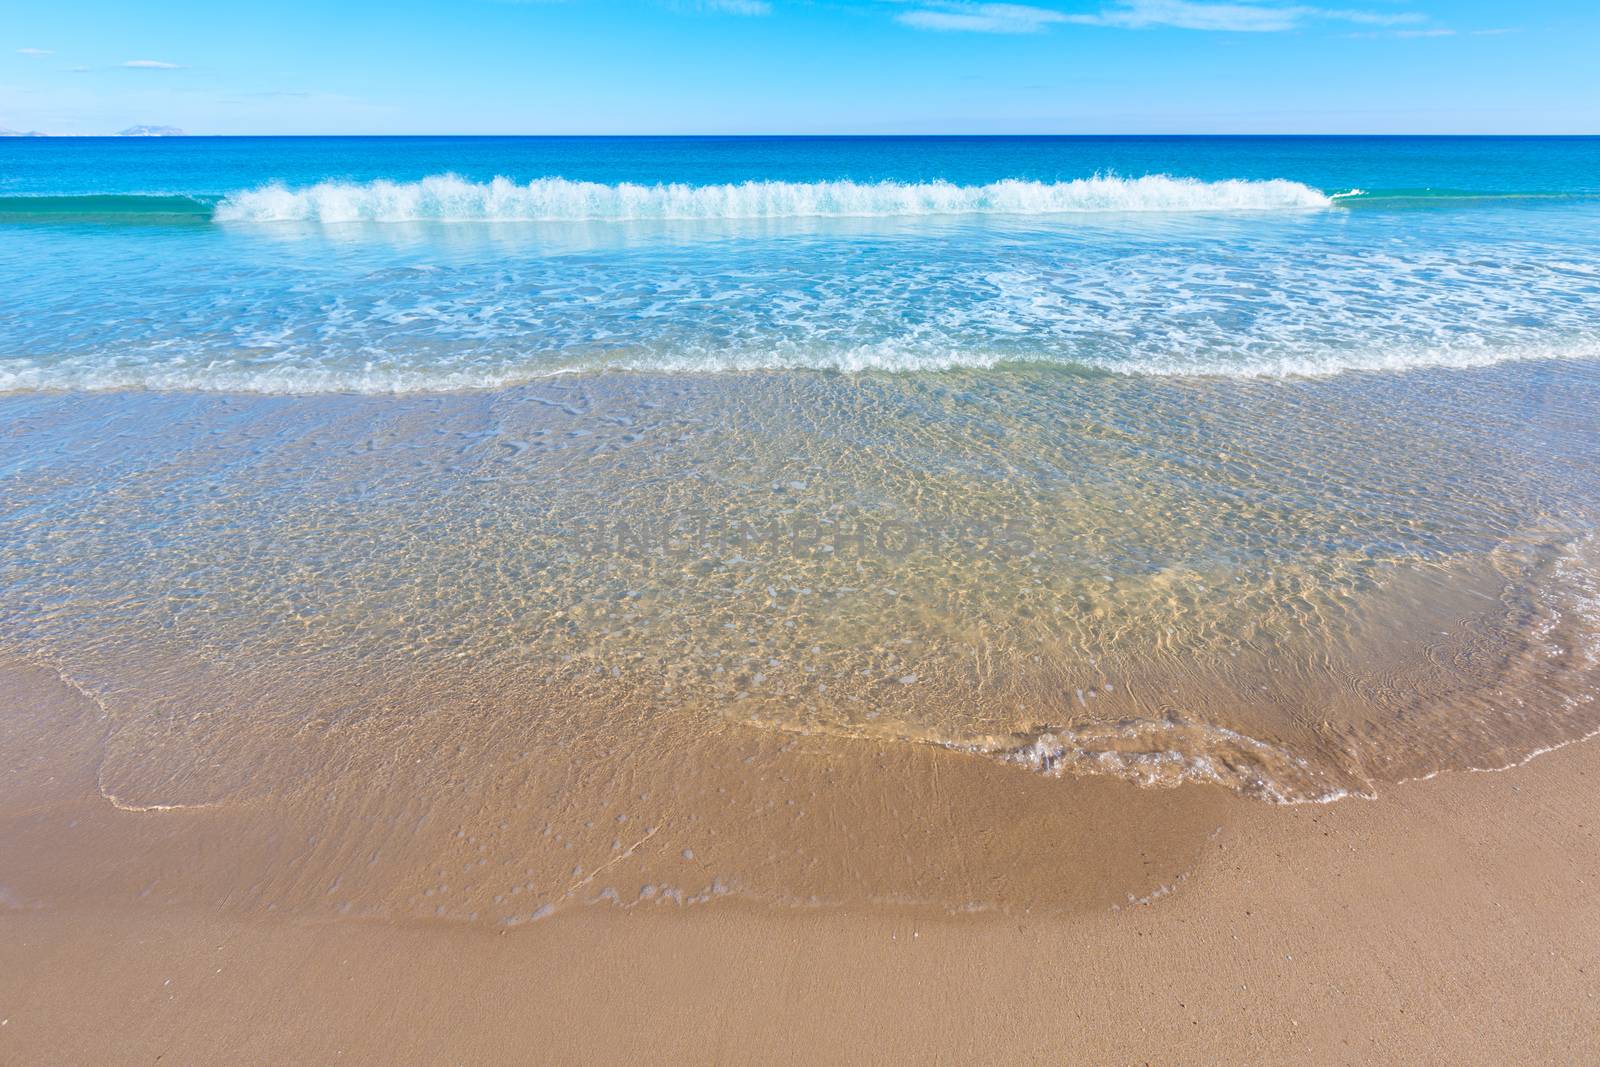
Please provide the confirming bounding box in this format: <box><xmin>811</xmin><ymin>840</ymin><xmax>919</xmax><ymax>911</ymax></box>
<box><xmin>3</xmin><ymin>659</ymin><xmax>1599</xmax><ymax>1065</ymax></box>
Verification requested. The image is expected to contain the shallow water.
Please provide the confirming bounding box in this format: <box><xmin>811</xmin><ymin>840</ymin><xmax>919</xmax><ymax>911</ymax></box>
<box><xmin>3</xmin><ymin>137</ymin><xmax>1600</xmax><ymax>919</ymax></box>
<box><xmin>4</xmin><ymin>362</ymin><xmax>1598</xmax><ymax>810</ymax></box>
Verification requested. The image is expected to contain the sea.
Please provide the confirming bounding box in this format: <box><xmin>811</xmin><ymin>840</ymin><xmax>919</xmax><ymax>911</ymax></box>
<box><xmin>2</xmin><ymin>136</ymin><xmax>1599</xmax><ymax>387</ymax></box>
<box><xmin>3</xmin><ymin>139</ymin><xmax>1600</xmax><ymax>904</ymax></box>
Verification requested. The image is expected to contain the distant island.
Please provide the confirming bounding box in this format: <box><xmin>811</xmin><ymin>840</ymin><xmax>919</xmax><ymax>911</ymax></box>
<box><xmin>0</xmin><ymin>126</ymin><xmax>189</xmax><ymax>136</ymax></box>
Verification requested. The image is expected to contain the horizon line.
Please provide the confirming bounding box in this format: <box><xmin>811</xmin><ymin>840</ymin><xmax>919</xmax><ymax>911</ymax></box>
<box><xmin>6</xmin><ymin>131</ymin><xmax>1600</xmax><ymax>139</ymax></box>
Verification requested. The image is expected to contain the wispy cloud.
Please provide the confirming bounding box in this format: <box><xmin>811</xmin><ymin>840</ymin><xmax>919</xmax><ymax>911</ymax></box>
<box><xmin>1349</xmin><ymin>21</ymin><xmax>1483</xmax><ymax>38</ymax></box>
<box><xmin>895</xmin><ymin>0</ymin><xmax>1427</xmax><ymax>34</ymax></box>
<box><xmin>17</xmin><ymin>48</ymin><xmax>54</xmax><ymax>56</ymax></box>
<box><xmin>679</xmin><ymin>0</ymin><xmax>774</xmax><ymax>13</ymax></box>
<box><xmin>122</xmin><ymin>59</ymin><xmax>185</xmax><ymax>70</ymax></box>
<box><xmin>1076</xmin><ymin>1</ymin><xmax>1424</xmax><ymax>31</ymax></box>
<box><xmin>896</xmin><ymin>3</ymin><xmax>1067</xmax><ymax>32</ymax></box>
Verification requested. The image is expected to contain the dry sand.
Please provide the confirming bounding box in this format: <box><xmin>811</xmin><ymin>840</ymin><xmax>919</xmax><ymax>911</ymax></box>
<box><xmin>2</xmin><ymin>657</ymin><xmax>1598</xmax><ymax>1065</ymax></box>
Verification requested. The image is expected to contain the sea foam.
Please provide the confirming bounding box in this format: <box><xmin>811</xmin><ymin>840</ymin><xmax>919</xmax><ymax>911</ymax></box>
<box><xmin>213</xmin><ymin>173</ymin><xmax>1332</xmax><ymax>223</ymax></box>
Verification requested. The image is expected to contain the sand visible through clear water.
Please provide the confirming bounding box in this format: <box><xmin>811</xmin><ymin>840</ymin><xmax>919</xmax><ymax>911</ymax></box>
<box><xmin>3</xmin><ymin>360</ymin><xmax>1599</xmax><ymax>922</ymax></box>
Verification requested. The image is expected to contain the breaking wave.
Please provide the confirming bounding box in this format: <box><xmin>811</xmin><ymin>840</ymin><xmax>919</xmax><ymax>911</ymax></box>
<box><xmin>211</xmin><ymin>173</ymin><xmax>1332</xmax><ymax>223</ymax></box>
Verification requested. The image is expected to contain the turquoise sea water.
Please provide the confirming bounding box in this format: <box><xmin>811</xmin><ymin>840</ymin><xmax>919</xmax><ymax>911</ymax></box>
<box><xmin>4</xmin><ymin>137</ymin><xmax>1600</xmax><ymax>824</ymax></box>
<box><xmin>2</xmin><ymin>136</ymin><xmax>1599</xmax><ymax>390</ymax></box>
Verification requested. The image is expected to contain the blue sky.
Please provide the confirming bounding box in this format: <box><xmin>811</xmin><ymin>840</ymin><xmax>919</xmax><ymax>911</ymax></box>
<box><xmin>4</xmin><ymin>1</ymin><xmax>1596</xmax><ymax>134</ymax></box>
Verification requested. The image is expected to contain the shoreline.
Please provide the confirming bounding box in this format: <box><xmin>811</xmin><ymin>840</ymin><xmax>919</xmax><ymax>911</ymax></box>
<box><xmin>5</xmin><ymin>364</ymin><xmax>1600</xmax><ymax>1060</ymax></box>
<box><xmin>6</xmin><ymin>131</ymin><xmax>1600</xmax><ymax>1066</ymax></box>
<box><xmin>5</xmin><ymin>692</ymin><xmax>1598</xmax><ymax>1063</ymax></box>
<box><xmin>8</xmin><ymin>366</ymin><xmax>1600</xmax><ymax>820</ymax></box>
<box><xmin>5</xmin><ymin>656</ymin><xmax>1600</xmax><ymax>1063</ymax></box>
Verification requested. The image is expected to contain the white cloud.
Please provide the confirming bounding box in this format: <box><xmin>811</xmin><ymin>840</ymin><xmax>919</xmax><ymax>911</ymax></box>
<box><xmin>122</xmin><ymin>59</ymin><xmax>185</xmax><ymax>70</ymax></box>
<box><xmin>685</xmin><ymin>0</ymin><xmax>773</xmax><ymax>12</ymax></box>
<box><xmin>1072</xmin><ymin>1</ymin><xmax>1303</xmax><ymax>30</ymax></box>
<box><xmin>1074</xmin><ymin>1</ymin><xmax>1423</xmax><ymax>31</ymax></box>
<box><xmin>895</xmin><ymin>0</ymin><xmax>1426</xmax><ymax>34</ymax></box>
<box><xmin>17</xmin><ymin>48</ymin><xmax>55</xmax><ymax>56</ymax></box>
<box><xmin>1328</xmin><ymin>7</ymin><xmax>1427</xmax><ymax>26</ymax></box>
<box><xmin>896</xmin><ymin>3</ymin><xmax>1068</xmax><ymax>32</ymax></box>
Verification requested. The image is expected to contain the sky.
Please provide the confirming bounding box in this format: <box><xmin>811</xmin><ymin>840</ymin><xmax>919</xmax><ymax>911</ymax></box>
<box><xmin>3</xmin><ymin>0</ymin><xmax>1597</xmax><ymax>135</ymax></box>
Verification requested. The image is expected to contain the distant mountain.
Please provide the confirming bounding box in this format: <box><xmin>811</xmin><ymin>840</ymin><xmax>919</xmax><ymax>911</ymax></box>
<box><xmin>0</xmin><ymin>128</ymin><xmax>48</xmax><ymax>137</ymax></box>
<box><xmin>117</xmin><ymin>125</ymin><xmax>185</xmax><ymax>137</ymax></box>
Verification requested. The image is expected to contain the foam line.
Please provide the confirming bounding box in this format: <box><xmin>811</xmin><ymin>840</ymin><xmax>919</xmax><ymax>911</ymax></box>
<box><xmin>212</xmin><ymin>173</ymin><xmax>1333</xmax><ymax>223</ymax></box>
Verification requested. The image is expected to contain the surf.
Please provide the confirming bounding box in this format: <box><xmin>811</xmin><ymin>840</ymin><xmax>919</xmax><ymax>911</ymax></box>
<box><xmin>210</xmin><ymin>173</ymin><xmax>1333</xmax><ymax>223</ymax></box>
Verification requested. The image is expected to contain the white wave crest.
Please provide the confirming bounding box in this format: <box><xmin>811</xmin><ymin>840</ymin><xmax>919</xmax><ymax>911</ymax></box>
<box><xmin>4</xmin><ymin>339</ymin><xmax>1594</xmax><ymax>396</ymax></box>
<box><xmin>213</xmin><ymin>173</ymin><xmax>1332</xmax><ymax>223</ymax></box>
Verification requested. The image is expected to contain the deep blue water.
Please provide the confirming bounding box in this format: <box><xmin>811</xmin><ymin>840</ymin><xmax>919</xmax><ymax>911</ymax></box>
<box><xmin>5</xmin><ymin>135</ymin><xmax>1600</xmax><ymax>197</ymax></box>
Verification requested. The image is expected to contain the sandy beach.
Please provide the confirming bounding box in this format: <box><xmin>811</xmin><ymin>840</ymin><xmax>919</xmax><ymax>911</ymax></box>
<box><xmin>5</xmin><ymin>131</ymin><xmax>1600</xmax><ymax>1065</ymax></box>
<box><xmin>3</xmin><ymin>655</ymin><xmax>1598</xmax><ymax>1064</ymax></box>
